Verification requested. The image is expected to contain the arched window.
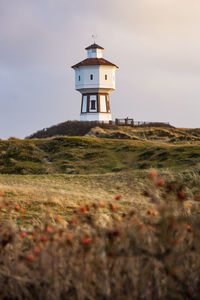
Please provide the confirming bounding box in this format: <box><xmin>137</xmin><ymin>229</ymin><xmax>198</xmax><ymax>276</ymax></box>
<box><xmin>105</xmin><ymin>74</ymin><xmax>107</xmax><ymax>80</ymax></box>
<box><xmin>90</xmin><ymin>74</ymin><xmax>93</xmax><ymax>80</ymax></box>
<box><xmin>78</xmin><ymin>75</ymin><xmax>80</xmax><ymax>81</ymax></box>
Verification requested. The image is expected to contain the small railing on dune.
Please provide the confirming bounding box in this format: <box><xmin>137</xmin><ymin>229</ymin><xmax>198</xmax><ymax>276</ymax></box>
<box><xmin>114</xmin><ymin>118</ymin><xmax>172</xmax><ymax>128</ymax></box>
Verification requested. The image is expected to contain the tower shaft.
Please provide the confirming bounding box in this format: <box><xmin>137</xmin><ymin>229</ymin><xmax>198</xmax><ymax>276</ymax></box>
<box><xmin>80</xmin><ymin>92</ymin><xmax>111</xmax><ymax>122</ymax></box>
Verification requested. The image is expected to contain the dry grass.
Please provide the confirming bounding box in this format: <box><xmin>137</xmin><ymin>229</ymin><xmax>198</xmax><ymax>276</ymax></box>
<box><xmin>86</xmin><ymin>126</ymin><xmax>200</xmax><ymax>143</ymax></box>
<box><xmin>0</xmin><ymin>169</ymin><xmax>200</xmax><ymax>224</ymax></box>
<box><xmin>1</xmin><ymin>170</ymin><xmax>200</xmax><ymax>299</ymax></box>
<box><xmin>0</xmin><ymin>172</ymin><xmax>140</xmax><ymax>225</ymax></box>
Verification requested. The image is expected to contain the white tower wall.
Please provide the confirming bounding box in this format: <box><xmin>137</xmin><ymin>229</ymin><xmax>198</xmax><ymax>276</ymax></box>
<box><xmin>99</xmin><ymin>66</ymin><xmax>116</xmax><ymax>90</ymax></box>
<box><xmin>75</xmin><ymin>66</ymin><xmax>116</xmax><ymax>92</ymax></box>
<box><xmin>75</xmin><ymin>66</ymin><xmax>100</xmax><ymax>91</ymax></box>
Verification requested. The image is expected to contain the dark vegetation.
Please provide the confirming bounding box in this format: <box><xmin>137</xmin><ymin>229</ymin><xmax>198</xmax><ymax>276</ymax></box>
<box><xmin>26</xmin><ymin>121</ymin><xmax>175</xmax><ymax>139</ymax></box>
<box><xmin>26</xmin><ymin>121</ymin><xmax>118</xmax><ymax>139</ymax></box>
<box><xmin>0</xmin><ymin>137</ymin><xmax>200</xmax><ymax>174</ymax></box>
<box><xmin>1</xmin><ymin>172</ymin><xmax>200</xmax><ymax>299</ymax></box>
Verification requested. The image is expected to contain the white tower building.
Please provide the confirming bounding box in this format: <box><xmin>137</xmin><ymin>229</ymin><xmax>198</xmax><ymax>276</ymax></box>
<box><xmin>72</xmin><ymin>43</ymin><xmax>118</xmax><ymax>122</ymax></box>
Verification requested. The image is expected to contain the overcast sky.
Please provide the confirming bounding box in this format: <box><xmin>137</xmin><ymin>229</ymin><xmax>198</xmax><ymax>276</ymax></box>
<box><xmin>1</xmin><ymin>0</ymin><xmax>200</xmax><ymax>139</ymax></box>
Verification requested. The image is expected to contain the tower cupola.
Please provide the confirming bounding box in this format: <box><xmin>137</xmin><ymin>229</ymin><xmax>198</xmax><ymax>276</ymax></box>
<box><xmin>85</xmin><ymin>43</ymin><xmax>104</xmax><ymax>58</ymax></box>
<box><xmin>72</xmin><ymin>43</ymin><xmax>118</xmax><ymax>122</ymax></box>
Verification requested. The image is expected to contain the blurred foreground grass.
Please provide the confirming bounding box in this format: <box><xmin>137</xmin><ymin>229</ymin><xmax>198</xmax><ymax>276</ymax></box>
<box><xmin>1</xmin><ymin>169</ymin><xmax>200</xmax><ymax>299</ymax></box>
<box><xmin>1</xmin><ymin>169</ymin><xmax>200</xmax><ymax>226</ymax></box>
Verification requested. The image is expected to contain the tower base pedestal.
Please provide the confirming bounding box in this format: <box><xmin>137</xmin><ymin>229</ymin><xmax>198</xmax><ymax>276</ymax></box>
<box><xmin>80</xmin><ymin>113</ymin><xmax>112</xmax><ymax>122</ymax></box>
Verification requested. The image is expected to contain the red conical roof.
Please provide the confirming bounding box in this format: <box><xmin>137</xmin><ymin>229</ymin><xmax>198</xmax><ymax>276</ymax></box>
<box><xmin>71</xmin><ymin>58</ymin><xmax>118</xmax><ymax>69</ymax></box>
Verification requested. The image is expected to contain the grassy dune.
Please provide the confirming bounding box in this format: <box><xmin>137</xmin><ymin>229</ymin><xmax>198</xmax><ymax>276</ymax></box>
<box><xmin>1</xmin><ymin>136</ymin><xmax>200</xmax><ymax>174</ymax></box>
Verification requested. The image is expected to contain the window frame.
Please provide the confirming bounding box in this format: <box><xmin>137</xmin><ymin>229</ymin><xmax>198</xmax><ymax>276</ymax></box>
<box><xmin>90</xmin><ymin>100</ymin><xmax>96</xmax><ymax>110</ymax></box>
<box><xmin>89</xmin><ymin>95</ymin><xmax>97</xmax><ymax>112</ymax></box>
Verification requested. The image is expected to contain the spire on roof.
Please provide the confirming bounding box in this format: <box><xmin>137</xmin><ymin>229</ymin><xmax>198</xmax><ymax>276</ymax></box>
<box><xmin>92</xmin><ymin>34</ymin><xmax>97</xmax><ymax>44</ymax></box>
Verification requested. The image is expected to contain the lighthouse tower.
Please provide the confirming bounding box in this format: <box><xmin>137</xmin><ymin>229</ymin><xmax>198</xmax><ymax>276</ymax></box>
<box><xmin>72</xmin><ymin>43</ymin><xmax>118</xmax><ymax>122</ymax></box>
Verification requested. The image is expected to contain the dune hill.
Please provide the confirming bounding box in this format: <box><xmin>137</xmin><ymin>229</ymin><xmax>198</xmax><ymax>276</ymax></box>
<box><xmin>1</xmin><ymin>135</ymin><xmax>200</xmax><ymax>174</ymax></box>
<box><xmin>85</xmin><ymin>126</ymin><xmax>200</xmax><ymax>143</ymax></box>
<box><xmin>27</xmin><ymin>121</ymin><xmax>200</xmax><ymax>143</ymax></box>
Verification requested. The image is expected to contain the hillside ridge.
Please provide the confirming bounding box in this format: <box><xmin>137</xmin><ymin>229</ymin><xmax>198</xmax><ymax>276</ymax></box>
<box><xmin>1</xmin><ymin>136</ymin><xmax>200</xmax><ymax>174</ymax></box>
<box><xmin>26</xmin><ymin>121</ymin><xmax>200</xmax><ymax>144</ymax></box>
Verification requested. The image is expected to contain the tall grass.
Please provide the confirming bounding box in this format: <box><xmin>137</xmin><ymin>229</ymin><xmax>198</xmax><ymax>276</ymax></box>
<box><xmin>0</xmin><ymin>172</ymin><xmax>200</xmax><ymax>299</ymax></box>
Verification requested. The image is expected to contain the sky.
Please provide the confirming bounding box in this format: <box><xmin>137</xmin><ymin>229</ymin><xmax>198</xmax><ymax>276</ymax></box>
<box><xmin>1</xmin><ymin>0</ymin><xmax>200</xmax><ymax>139</ymax></box>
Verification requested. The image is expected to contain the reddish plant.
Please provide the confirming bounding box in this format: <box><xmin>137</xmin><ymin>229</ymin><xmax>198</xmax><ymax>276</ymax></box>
<box><xmin>40</xmin><ymin>235</ymin><xmax>47</xmax><ymax>243</ymax></box>
<box><xmin>34</xmin><ymin>247</ymin><xmax>40</xmax><ymax>254</ymax></box>
<box><xmin>177</xmin><ymin>191</ymin><xmax>185</xmax><ymax>200</ymax></box>
<box><xmin>20</xmin><ymin>231</ymin><xmax>26</xmax><ymax>238</ymax></box>
<box><xmin>45</xmin><ymin>225</ymin><xmax>53</xmax><ymax>233</ymax></box>
<box><xmin>70</xmin><ymin>219</ymin><xmax>76</xmax><ymax>225</ymax></box>
<box><xmin>149</xmin><ymin>170</ymin><xmax>157</xmax><ymax>180</ymax></box>
<box><xmin>92</xmin><ymin>203</ymin><xmax>98</xmax><ymax>209</ymax></box>
<box><xmin>79</xmin><ymin>206</ymin><xmax>87</xmax><ymax>213</ymax></box>
<box><xmin>27</xmin><ymin>253</ymin><xmax>34</xmax><ymax>262</ymax></box>
<box><xmin>109</xmin><ymin>203</ymin><xmax>117</xmax><ymax>212</ymax></box>
<box><xmin>81</xmin><ymin>238</ymin><xmax>91</xmax><ymax>245</ymax></box>
<box><xmin>15</xmin><ymin>205</ymin><xmax>20</xmax><ymax>211</ymax></box>
<box><xmin>157</xmin><ymin>179</ymin><xmax>165</xmax><ymax>187</ymax></box>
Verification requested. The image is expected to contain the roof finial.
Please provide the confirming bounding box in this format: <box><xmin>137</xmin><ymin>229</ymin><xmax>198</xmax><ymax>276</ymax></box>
<box><xmin>92</xmin><ymin>34</ymin><xmax>97</xmax><ymax>44</ymax></box>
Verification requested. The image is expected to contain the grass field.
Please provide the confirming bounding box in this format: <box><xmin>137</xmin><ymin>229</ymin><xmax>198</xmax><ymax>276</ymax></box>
<box><xmin>1</xmin><ymin>169</ymin><xmax>200</xmax><ymax>225</ymax></box>
<box><xmin>1</xmin><ymin>133</ymin><xmax>200</xmax><ymax>299</ymax></box>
